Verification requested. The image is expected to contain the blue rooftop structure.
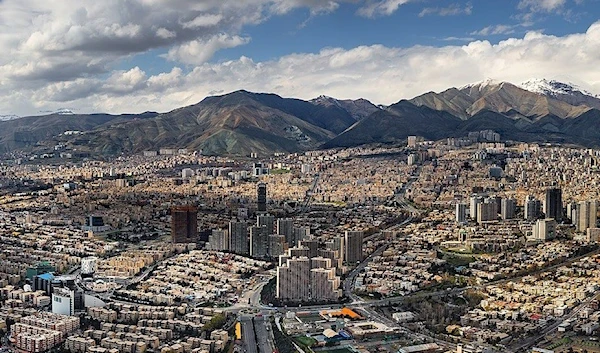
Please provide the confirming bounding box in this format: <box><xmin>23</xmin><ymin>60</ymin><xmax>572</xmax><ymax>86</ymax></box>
<box><xmin>37</xmin><ymin>273</ymin><xmax>55</xmax><ymax>281</ymax></box>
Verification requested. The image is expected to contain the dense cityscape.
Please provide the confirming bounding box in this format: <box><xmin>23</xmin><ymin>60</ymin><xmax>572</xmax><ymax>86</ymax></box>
<box><xmin>3</xmin><ymin>2</ymin><xmax>600</xmax><ymax>353</ymax></box>
<box><xmin>3</xmin><ymin>132</ymin><xmax>600</xmax><ymax>353</ymax></box>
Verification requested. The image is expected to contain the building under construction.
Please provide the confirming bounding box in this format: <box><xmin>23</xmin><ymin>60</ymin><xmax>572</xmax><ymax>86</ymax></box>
<box><xmin>171</xmin><ymin>206</ymin><xmax>198</xmax><ymax>244</ymax></box>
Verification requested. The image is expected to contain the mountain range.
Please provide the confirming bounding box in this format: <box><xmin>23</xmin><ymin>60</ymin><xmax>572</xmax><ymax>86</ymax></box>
<box><xmin>3</xmin><ymin>79</ymin><xmax>600</xmax><ymax>156</ymax></box>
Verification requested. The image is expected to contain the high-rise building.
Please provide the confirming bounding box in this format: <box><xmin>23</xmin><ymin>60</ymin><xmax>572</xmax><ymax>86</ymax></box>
<box><xmin>276</xmin><ymin>253</ymin><xmax>341</xmax><ymax>302</ymax></box>
<box><xmin>545</xmin><ymin>188</ymin><xmax>563</xmax><ymax>221</ymax></box>
<box><xmin>501</xmin><ymin>199</ymin><xmax>516</xmax><ymax>220</ymax></box>
<box><xmin>229</xmin><ymin>221</ymin><xmax>249</xmax><ymax>255</ymax></box>
<box><xmin>318</xmin><ymin>249</ymin><xmax>341</xmax><ymax>269</ymax></box>
<box><xmin>52</xmin><ymin>288</ymin><xmax>75</xmax><ymax>316</ymax></box>
<box><xmin>311</xmin><ymin>268</ymin><xmax>341</xmax><ymax>301</ymax></box>
<box><xmin>300</xmin><ymin>239</ymin><xmax>319</xmax><ymax>258</ymax></box>
<box><xmin>269</xmin><ymin>235</ymin><xmax>286</xmax><ymax>258</ymax></box>
<box><xmin>533</xmin><ymin>219</ymin><xmax>557</xmax><ymax>241</ymax></box>
<box><xmin>578</xmin><ymin>201</ymin><xmax>598</xmax><ymax>232</ymax></box>
<box><xmin>587</xmin><ymin>228</ymin><xmax>600</xmax><ymax>243</ymax></box>
<box><xmin>208</xmin><ymin>229</ymin><xmax>230</xmax><ymax>251</ymax></box>
<box><xmin>289</xmin><ymin>246</ymin><xmax>311</xmax><ymax>258</ymax></box>
<box><xmin>469</xmin><ymin>196</ymin><xmax>483</xmax><ymax>220</ymax></box>
<box><xmin>293</xmin><ymin>227</ymin><xmax>310</xmax><ymax>247</ymax></box>
<box><xmin>525</xmin><ymin>195</ymin><xmax>541</xmax><ymax>221</ymax></box>
<box><xmin>257</xmin><ymin>182</ymin><xmax>267</xmax><ymax>212</ymax></box>
<box><xmin>477</xmin><ymin>202</ymin><xmax>497</xmax><ymax>224</ymax></box>
<box><xmin>567</xmin><ymin>202</ymin><xmax>578</xmax><ymax>223</ymax></box>
<box><xmin>276</xmin><ymin>218</ymin><xmax>294</xmax><ymax>245</ymax></box>
<box><xmin>327</xmin><ymin>236</ymin><xmax>345</xmax><ymax>264</ymax></box>
<box><xmin>253</xmin><ymin>163</ymin><xmax>270</xmax><ymax>177</ymax></box>
<box><xmin>257</xmin><ymin>214</ymin><xmax>275</xmax><ymax>236</ymax></box>
<box><xmin>407</xmin><ymin>154</ymin><xmax>417</xmax><ymax>166</ymax></box>
<box><xmin>344</xmin><ymin>231</ymin><xmax>364</xmax><ymax>264</ymax></box>
<box><xmin>455</xmin><ymin>203</ymin><xmax>467</xmax><ymax>224</ymax></box>
<box><xmin>276</xmin><ymin>257</ymin><xmax>311</xmax><ymax>301</ymax></box>
<box><xmin>250</xmin><ymin>226</ymin><xmax>269</xmax><ymax>258</ymax></box>
<box><xmin>171</xmin><ymin>206</ymin><xmax>198</xmax><ymax>244</ymax></box>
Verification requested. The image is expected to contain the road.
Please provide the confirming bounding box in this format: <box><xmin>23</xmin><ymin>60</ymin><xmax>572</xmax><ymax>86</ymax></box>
<box><xmin>300</xmin><ymin>173</ymin><xmax>320</xmax><ymax>213</ymax></box>
<box><xmin>240</xmin><ymin>316</ymin><xmax>258</xmax><ymax>353</ymax></box>
<box><xmin>254</xmin><ymin>316</ymin><xmax>275</xmax><ymax>353</ymax></box>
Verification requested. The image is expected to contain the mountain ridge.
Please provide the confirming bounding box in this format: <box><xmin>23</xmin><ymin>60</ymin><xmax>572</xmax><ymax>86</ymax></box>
<box><xmin>3</xmin><ymin>79</ymin><xmax>600</xmax><ymax>156</ymax></box>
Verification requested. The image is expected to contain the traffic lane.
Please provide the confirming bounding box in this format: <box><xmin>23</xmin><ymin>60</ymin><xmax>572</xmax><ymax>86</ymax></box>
<box><xmin>240</xmin><ymin>316</ymin><xmax>258</xmax><ymax>353</ymax></box>
<box><xmin>254</xmin><ymin>316</ymin><xmax>273</xmax><ymax>353</ymax></box>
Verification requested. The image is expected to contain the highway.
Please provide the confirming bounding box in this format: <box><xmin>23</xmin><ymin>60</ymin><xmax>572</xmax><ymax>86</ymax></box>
<box><xmin>254</xmin><ymin>316</ymin><xmax>275</xmax><ymax>353</ymax></box>
<box><xmin>240</xmin><ymin>316</ymin><xmax>258</xmax><ymax>353</ymax></box>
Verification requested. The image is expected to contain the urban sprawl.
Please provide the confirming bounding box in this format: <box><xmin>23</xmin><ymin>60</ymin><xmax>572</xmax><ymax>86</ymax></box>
<box><xmin>3</xmin><ymin>132</ymin><xmax>600</xmax><ymax>353</ymax></box>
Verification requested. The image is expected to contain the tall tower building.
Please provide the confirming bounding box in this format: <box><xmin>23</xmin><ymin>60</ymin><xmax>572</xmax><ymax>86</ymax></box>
<box><xmin>250</xmin><ymin>225</ymin><xmax>269</xmax><ymax>258</ymax></box>
<box><xmin>545</xmin><ymin>188</ymin><xmax>563</xmax><ymax>221</ymax></box>
<box><xmin>344</xmin><ymin>231</ymin><xmax>364</xmax><ymax>264</ymax></box>
<box><xmin>455</xmin><ymin>203</ymin><xmax>467</xmax><ymax>224</ymax></box>
<box><xmin>229</xmin><ymin>221</ymin><xmax>249</xmax><ymax>255</ymax></box>
<box><xmin>208</xmin><ymin>229</ymin><xmax>230</xmax><ymax>251</ymax></box>
<box><xmin>501</xmin><ymin>198</ymin><xmax>516</xmax><ymax>220</ymax></box>
<box><xmin>276</xmin><ymin>254</ymin><xmax>341</xmax><ymax>302</ymax></box>
<box><xmin>276</xmin><ymin>257</ymin><xmax>311</xmax><ymax>301</ymax></box>
<box><xmin>293</xmin><ymin>227</ymin><xmax>310</xmax><ymax>247</ymax></box>
<box><xmin>469</xmin><ymin>196</ymin><xmax>483</xmax><ymax>220</ymax></box>
<box><xmin>578</xmin><ymin>201</ymin><xmax>598</xmax><ymax>232</ymax></box>
<box><xmin>257</xmin><ymin>182</ymin><xmax>267</xmax><ymax>212</ymax></box>
<box><xmin>257</xmin><ymin>214</ymin><xmax>275</xmax><ymax>235</ymax></box>
<box><xmin>269</xmin><ymin>235</ymin><xmax>286</xmax><ymax>258</ymax></box>
<box><xmin>533</xmin><ymin>219</ymin><xmax>557</xmax><ymax>241</ymax></box>
<box><xmin>567</xmin><ymin>202</ymin><xmax>578</xmax><ymax>223</ymax></box>
<box><xmin>327</xmin><ymin>236</ymin><xmax>345</xmax><ymax>265</ymax></box>
<box><xmin>52</xmin><ymin>288</ymin><xmax>75</xmax><ymax>316</ymax></box>
<box><xmin>477</xmin><ymin>202</ymin><xmax>497</xmax><ymax>224</ymax></box>
<box><xmin>524</xmin><ymin>195</ymin><xmax>541</xmax><ymax>221</ymax></box>
<box><xmin>407</xmin><ymin>135</ymin><xmax>417</xmax><ymax>148</ymax></box>
<box><xmin>171</xmin><ymin>206</ymin><xmax>198</xmax><ymax>243</ymax></box>
<box><xmin>300</xmin><ymin>239</ymin><xmax>319</xmax><ymax>258</ymax></box>
<box><xmin>277</xmin><ymin>218</ymin><xmax>295</xmax><ymax>245</ymax></box>
<box><xmin>311</xmin><ymin>268</ymin><xmax>341</xmax><ymax>302</ymax></box>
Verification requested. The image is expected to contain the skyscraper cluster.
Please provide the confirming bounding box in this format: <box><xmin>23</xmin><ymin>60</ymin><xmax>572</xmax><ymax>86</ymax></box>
<box><xmin>206</xmin><ymin>214</ymin><xmax>311</xmax><ymax>259</ymax></box>
<box><xmin>276</xmin><ymin>254</ymin><xmax>341</xmax><ymax>302</ymax></box>
<box><xmin>275</xmin><ymin>230</ymin><xmax>363</xmax><ymax>303</ymax></box>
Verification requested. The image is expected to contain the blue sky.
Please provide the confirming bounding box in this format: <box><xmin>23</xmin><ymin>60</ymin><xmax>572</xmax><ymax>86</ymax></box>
<box><xmin>0</xmin><ymin>0</ymin><xmax>599</xmax><ymax>115</ymax></box>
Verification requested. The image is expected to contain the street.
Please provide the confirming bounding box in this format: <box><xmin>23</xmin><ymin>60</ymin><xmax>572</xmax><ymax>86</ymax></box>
<box><xmin>240</xmin><ymin>316</ymin><xmax>258</xmax><ymax>353</ymax></box>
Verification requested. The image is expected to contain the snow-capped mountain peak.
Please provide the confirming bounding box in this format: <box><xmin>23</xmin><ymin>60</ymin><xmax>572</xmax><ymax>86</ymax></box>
<box><xmin>519</xmin><ymin>78</ymin><xmax>598</xmax><ymax>98</ymax></box>
<box><xmin>55</xmin><ymin>108</ymin><xmax>75</xmax><ymax>115</ymax></box>
<box><xmin>460</xmin><ymin>78</ymin><xmax>504</xmax><ymax>91</ymax></box>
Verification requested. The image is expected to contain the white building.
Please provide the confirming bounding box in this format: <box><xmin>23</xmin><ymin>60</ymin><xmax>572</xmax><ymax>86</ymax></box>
<box><xmin>578</xmin><ymin>200</ymin><xmax>597</xmax><ymax>232</ymax></box>
<box><xmin>182</xmin><ymin>168</ymin><xmax>195</xmax><ymax>179</ymax></box>
<box><xmin>52</xmin><ymin>288</ymin><xmax>74</xmax><ymax>316</ymax></box>
<box><xmin>533</xmin><ymin>219</ymin><xmax>557</xmax><ymax>241</ymax></box>
<box><xmin>81</xmin><ymin>257</ymin><xmax>97</xmax><ymax>276</ymax></box>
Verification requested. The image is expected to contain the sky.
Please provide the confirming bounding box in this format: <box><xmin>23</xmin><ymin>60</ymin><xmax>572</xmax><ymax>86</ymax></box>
<box><xmin>1</xmin><ymin>0</ymin><xmax>600</xmax><ymax>116</ymax></box>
